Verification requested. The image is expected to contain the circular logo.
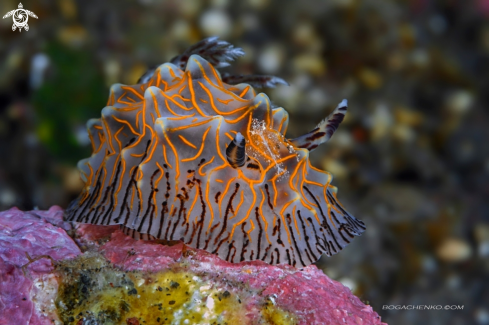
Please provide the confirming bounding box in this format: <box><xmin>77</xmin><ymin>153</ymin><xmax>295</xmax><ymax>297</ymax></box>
<box><xmin>2</xmin><ymin>3</ymin><xmax>38</xmax><ymax>32</ymax></box>
<box><xmin>13</xmin><ymin>9</ymin><xmax>28</xmax><ymax>28</ymax></box>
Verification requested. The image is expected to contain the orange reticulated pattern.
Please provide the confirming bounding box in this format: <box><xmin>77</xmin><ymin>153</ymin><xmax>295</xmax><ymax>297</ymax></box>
<box><xmin>66</xmin><ymin>55</ymin><xmax>365</xmax><ymax>267</ymax></box>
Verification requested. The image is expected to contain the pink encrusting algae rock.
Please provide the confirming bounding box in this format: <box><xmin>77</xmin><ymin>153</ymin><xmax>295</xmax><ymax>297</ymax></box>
<box><xmin>0</xmin><ymin>207</ymin><xmax>81</xmax><ymax>324</ymax></box>
<box><xmin>0</xmin><ymin>208</ymin><xmax>386</xmax><ymax>325</ymax></box>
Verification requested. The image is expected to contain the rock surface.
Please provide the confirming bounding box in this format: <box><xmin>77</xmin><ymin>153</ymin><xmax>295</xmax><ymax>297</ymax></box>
<box><xmin>0</xmin><ymin>207</ymin><xmax>80</xmax><ymax>324</ymax></box>
<box><xmin>0</xmin><ymin>207</ymin><xmax>386</xmax><ymax>325</ymax></box>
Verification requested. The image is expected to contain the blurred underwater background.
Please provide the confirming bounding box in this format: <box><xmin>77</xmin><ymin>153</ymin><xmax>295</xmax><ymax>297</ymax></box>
<box><xmin>1</xmin><ymin>0</ymin><xmax>488</xmax><ymax>324</ymax></box>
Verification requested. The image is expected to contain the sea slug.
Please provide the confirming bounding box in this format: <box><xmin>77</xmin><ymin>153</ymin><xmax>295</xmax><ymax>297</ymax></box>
<box><xmin>65</xmin><ymin>37</ymin><xmax>365</xmax><ymax>267</ymax></box>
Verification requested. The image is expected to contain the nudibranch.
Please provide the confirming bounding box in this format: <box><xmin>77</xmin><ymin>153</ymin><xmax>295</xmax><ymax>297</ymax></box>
<box><xmin>66</xmin><ymin>37</ymin><xmax>365</xmax><ymax>267</ymax></box>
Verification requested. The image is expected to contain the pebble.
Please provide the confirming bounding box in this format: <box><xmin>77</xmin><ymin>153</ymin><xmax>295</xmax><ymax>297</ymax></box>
<box><xmin>339</xmin><ymin>277</ymin><xmax>357</xmax><ymax>292</ymax></box>
<box><xmin>394</xmin><ymin>107</ymin><xmax>423</xmax><ymax>127</ymax></box>
<box><xmin>57</xmin><ymin>25</ymin><xmax>88</xmax><ymax>48</ymax></box>
<box><xmin>370</xmin><ymin>103</ymin><xmax>393</xmax><ymax>140</ymax></box>
<box><xmin>30</xmin><ymin>53</ymin><xmax>50</xmax><ymax>89</ymax></box>
<box><xmin>474</xmin><ymin>224</ymin><xmax>489</xmax><ymax>257</ymax></box>
<box><xmin>436</xmin><ymin>238</ymin><xmax>472</xmax><ymax>262</ymax></box>
<box><xmin>103</xmin><ymin>58</ymin><xmax>121</xmax><ymax>87</ymax></box>
<box><xmin>357</xmin><ymin>68</ymin><xmax>382</xmax><ymax>89</ymax></box>
<box><xmin>58</xmin><ymin>0</ymin><xmax>77</xmax><ymax>19</ymax></box>
<box><xmin>199</xmin><ymin>9</ymin><xmax>232</xmax><ymax>37</ymax></box>
<box><xmin>258</xmin><ymin>44</ymin><xmax>285</xmax><ymax>74</ymax></box>
<box><xmin>392</xmin><ymin>124</ymin><xmax>415</xmax><ymax>143</ymax></box>
<box><xmin>292</xmin><ymin>54</ymin><xmax>326</xmax><ymax>76</ymax></box>
<box><xmin>171</xmin><ymin>20</ymin><xmax>192</xmax><ymax>42</ymax></box>
<box><xmin>322</xmin><ymin>158</ymin><xmax>348</xmax><ymax>180</ymax></box>
<box><xmin>445</xmin><ymin>90</ymin><xmax>474</xmax><ymax>114</ymax></box>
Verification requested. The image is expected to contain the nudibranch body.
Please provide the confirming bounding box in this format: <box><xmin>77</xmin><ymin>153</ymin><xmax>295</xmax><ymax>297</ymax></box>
<box><xmin>66</xmin><ymin>38</ymin><xmax>365</xmax><ymax>267</ymax></box>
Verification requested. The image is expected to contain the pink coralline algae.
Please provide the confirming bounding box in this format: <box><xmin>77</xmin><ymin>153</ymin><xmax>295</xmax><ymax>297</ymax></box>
<box><xmin>0</xmin><ymin>207</ymin><xmax>386</xmax><ymax>325</ymax></box>
<box><xmin>0</xmin><ymin>207</ymin><xmax>81</xmax><ymax>324</ymax></box>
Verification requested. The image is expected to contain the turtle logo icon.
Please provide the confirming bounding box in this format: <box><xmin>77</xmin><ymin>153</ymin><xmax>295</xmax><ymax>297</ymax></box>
<box><xmin>2</xmin><ymin>3</ymin><xmax>38</xmax><ymax>32</ymax></box>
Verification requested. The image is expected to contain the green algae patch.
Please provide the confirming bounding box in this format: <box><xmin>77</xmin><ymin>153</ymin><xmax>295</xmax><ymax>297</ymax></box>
<box><xmin>54</xmin><ymin>253</ymin><xmax>299</xmax><ymax>324</ymax></box>
<box><xmin>55</xmin><ymin>253</ymin><xmax>247</xmax><ymax>324</ymax></box>
<box><xmin>261</xmin><ymin>298</ymin><xmax>297</xmax><ymax>325</ymax></box>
